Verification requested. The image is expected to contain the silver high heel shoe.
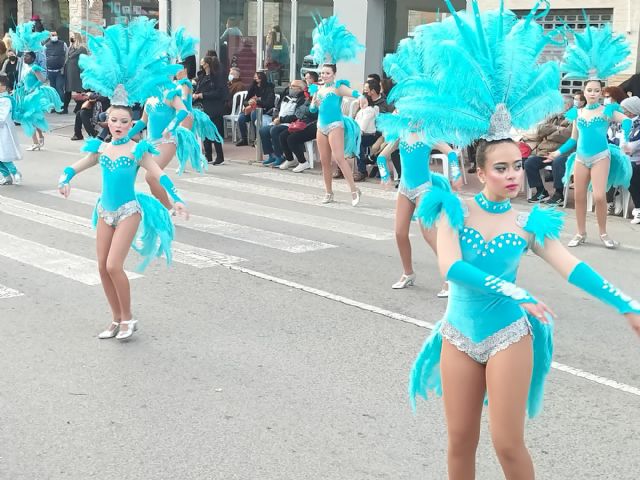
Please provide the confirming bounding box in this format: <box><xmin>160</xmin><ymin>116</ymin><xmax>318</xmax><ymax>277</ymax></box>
<box><xmin>98</xmin><ymin>321</ymin><xmax>120</xmax><ymax>339</ymax></box>
<box><xmin>351</xmin><ymin>188</ymin><xmax>362</xmax><ymax>207</ymax></box>
<box><xmin>567</xmin><ymin>233</ymin><xmax>586</xmax><ymax>247</ymax></box>
<box><xmin>392</xmin><ymin>273</ymin><xmax>416</xmax><ymax>289</ymax></box>
<box><xmin>116</xmin><ymin>319</ymin><xmax>138</xmax><ymax>340</ymax></box>
<box><xmin>600</xmin><ymin>233</ymin><xmax>619</xmax><ymax>249</ymax></box>
<box><xmin>321</xmin><ymin>192</ymin><xmax>334</xmax><ymax>204</ymax></box>
<box><xmin>26</xmin><ymin>143</ymin><xmax>41</xmax><ymax>151</ymax></box>
<box><xmin>437</xmin><ymin>282</ymin><xmax>450</xmax><ymax>298</ymax></box>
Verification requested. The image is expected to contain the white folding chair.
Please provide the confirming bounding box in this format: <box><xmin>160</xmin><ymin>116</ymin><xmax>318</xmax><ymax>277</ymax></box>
<box><xmin>223</xmin><ymin>90</ymin><xmax>247</xmax><ymax>142</ymax></box>
<box><xmin>348</xmin><ymin>100</ymin><xmax>360</xmax><ymax>118</ymax></box>
<box><xmin>304</xmin><ymin>139</ymin><xmax>318</xmax><ymax>169</ymax></box>
<box><xmin>430</xmin><ymin>148</ymin><xmax>466</xmax><ymax>184</ymax></box>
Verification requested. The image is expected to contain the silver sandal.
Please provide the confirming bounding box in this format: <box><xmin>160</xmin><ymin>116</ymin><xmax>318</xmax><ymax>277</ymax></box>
<box><xmin>600</xmin><ymin>233</ymin><xmax>619</xmax><ymax>249</ymax></box>
<box><xmin>567</xmin><ymin>233</ymin><xmax>586</xmax><ymax>247</ymax></box>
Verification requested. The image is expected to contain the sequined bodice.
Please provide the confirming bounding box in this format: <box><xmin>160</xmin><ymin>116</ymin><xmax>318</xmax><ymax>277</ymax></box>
<box><xmin>576</xmin><ymin>115</ymin><xmax>610</xmax><ymax>157</ymax></box>
<box><xmin>317</xmin><ymin>91</ymin><xmax>342</xmax><ymax>127</ymax></box>
<box><xmin>399</xmin><ymin>141</ymin><xmax>432</xmax><ymax>189</ymax></box>
<box><xmin>99</xmin><ymin>154</ymin><xmax>140</xmax><ymax>211</ymax></box>
<box><xmin>445</xmin><ymin>215</ymin><xmax>530</xmax><ymax>342</ymax></box>
<box><xmin>147</xmin><ymin>96</ymin><xmax>176</xmax><ymax>140</ymax></box>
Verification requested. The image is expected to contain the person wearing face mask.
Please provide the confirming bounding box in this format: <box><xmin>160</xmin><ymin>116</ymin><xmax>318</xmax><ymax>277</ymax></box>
<box><xmin>620</xmin><ymin>96</ymin><xmax>640</xmax><ymax>224</ymax></box>
<box><xmin>44</xmin><ymin>30</ymin><xmax>68</xmax><ymax>108</ymax></box>
<box><xmin>259</xmin><ymin>80</ymin><xmax>306</xmax><ymax>168</ymax></box>
<box><xmin>573</xmin><ymin>91</ymin><xmax>586</xmax><ymax>109</ymax></box>
<box><xmin>0</xmin><ymin>49</ymin><xmax>19</xmax><ymax>88</ymax></box>
<box><xmin>225</xmin><ymin>67</ymin><xmax>246</xmax><ymax>114</ymax></box>
<box><xmin>194</xmin><ymin>56</ymin><xmax>228</xmax><ymax>165</ymax></box>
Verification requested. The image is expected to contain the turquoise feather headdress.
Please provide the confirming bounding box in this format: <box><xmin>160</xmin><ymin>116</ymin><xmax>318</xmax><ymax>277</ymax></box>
<box><xmin>79</xmin><ymin>16</ymin><xmax>180</xmax><ymax>106</ymax></box>
<box><xmin>561</xmin><ymin>10</ymin><xmax>631</xmax><ymax>81</ymax></box>
<box><xmin>169</xmin><ymin>27</ymin><xmax>199</xmax><ymax>63</ymax></box>
<box><xmin>9</xmin><ymin>22</ymin><xmax>49</xmax><ymax>53</ymax></box>
<box><xmin>310</xmin><ymin>14</ymin><xmax>364</xmax><ymax>65</ymax></box>
<box><xmin>378</xmin><ymin>0</ymin><xmax>565</xmax><ymax>147</ymax></box>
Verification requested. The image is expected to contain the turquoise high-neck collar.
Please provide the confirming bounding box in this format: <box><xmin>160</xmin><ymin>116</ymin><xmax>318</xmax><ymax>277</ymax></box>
<box><xmin>585</xmin><ymin>102</ymin><xmax>602</xmax><ymax>110</ymax></box>
<box><xmin>475</xmin><ymin>191</ymin><xmax>511</xmax><ymax>213</ymax></box>
<box><xmin>111</xmin><ymin>137</ymin><xmax>130</xmax><ymax>146</ymax></box>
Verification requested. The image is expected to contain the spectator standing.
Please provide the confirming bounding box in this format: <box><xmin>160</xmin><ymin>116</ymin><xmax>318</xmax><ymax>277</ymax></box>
<box><xmin>260</xmin><ymin>80</ymin><xmax>306</xmax><ymax>168</ymax></box>
<box><xmin>62</xmin><ymin>32</ymin><xmax>87</xmax><ymax>114</ymax></box>
<box><xmin>523</xmin><ymin>96</ymin><xmax>574</xmax><ymax>205</ymax></box>
<box><xmin>0</xmin><ymin>49</ymin><xmax>19</xmax><ymax>88</ymax></box>
<box><xmin>194</xmin><ymin>56</ymin><xmax>228</xmax><ymax>165</ymax></box>
<box><xmin>2</xmin><ymin>33</ymin><xmax>12</xmax><ymax>51</ymax></box>
<box><xmin>0</xmin><ymin>40</ymin><xmax>8</xmax><ymax>67</ymax></box>
<box><xmin>235</xmin><ymin>71</ymin><xmax>275</xmax><ymax>146</ymax></box>
<box><xmin>620</xmin><ymin>96</ymin><xmax>640</xmax><ymax>223</ymax></box>
<box><xmin>225</xmin><ymin>67</ymin><xmax>246</xmax><ymax>114</ymax></box>
<box><xmin>44</xmin><ymin>30</ymin><xmax>67</xmax><ymax>109</ymax></box>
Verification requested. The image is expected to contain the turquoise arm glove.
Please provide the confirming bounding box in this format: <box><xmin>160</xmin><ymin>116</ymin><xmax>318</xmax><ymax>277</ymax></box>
<box><xmin>568</xmin><ymin>262</ymin><xmax>640</xmax><ymax>314</ymax></box>
<box><xmin>557</xmin><ymin>138</ymin><xmax>577</xmax><ymax>155</ymax></box>
<box><xmin>309</xmin><ymin>104</ymin><xmax>318</xmax><ymax>113</ymax></box>
<box><xmin>351</xmin><ymin>90</ymin><xmax>360</xmax><ymax>98</ymax></box>
<box><xmin>169</xmin><ymin>109</ymin><xmax>188</xmax><ymax>132</ymax></box>
<box><xmin>448</xmin><ymin>151</ymin><xmax>461</xmax><ymax>182</ymax></box>
<box><xmin>159</xmin><ymin>174</ymin><xmax>185</xmax><ymax>204</ymax></box>
<box><xmin>127</xmin><ymin>119</ymin><xmax>147</xmax><ymax>140</ymax></box>
<box><xmin>621</xmin><ymin>118</ymin><xmax>632</xmax><ymax>143</ymax></box>
<box><xmin>58</xmin><ymin>166</ymin><xmax>76</xmax><ymax>187</ymax></box>
<box><xmin>377</xmin><ymin>155</ymin><xmax>390</xmax><ymax>182</ymax></box>
<box><xmin>446</xmin><ymin>260</ymin><xmax>538</xmax><ymax>304</ymax></box>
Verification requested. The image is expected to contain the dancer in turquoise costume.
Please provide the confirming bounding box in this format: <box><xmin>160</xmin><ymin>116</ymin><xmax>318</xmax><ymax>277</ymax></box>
<box><xmin>9</xmin><ymin>21</ymin><xmax>62</xmax><ymax>151</ymax></box>
<box><xmin>0</xmin><ymin>76</ymin><xmax>23</xmax><ymax>185</ymax></box>
<box><xmin>308</xmin><ymin>15</ymin><xmax>364</xmax><ymax>206</ymax></box>
<box><xmin>548</xmin><ymin>12</ymin><xmax>633</xmax><ymax>249</ymax></box>
<box><xmin>59</xmin><ymin>18</ymin><xmax>190</xmax><ymax>341</ymax></box>
<box><xmin>402</xmin><ymin>2</ymin><xmax>640</xmax><ymax>478</ymax></box>
<box><xmin>377</xmin><ymin>26</ymin><xmax>463</xmax><ymax>294</ymax></box>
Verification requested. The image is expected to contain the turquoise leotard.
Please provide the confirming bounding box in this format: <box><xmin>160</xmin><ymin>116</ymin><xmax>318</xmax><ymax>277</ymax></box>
<box><xmin>316</xmin><ymin>91</ymin><xmax>342</xmax><ymax>128</ymax></box>
<box><xmin>399</xmin><ymin>141</ymin><xmax>432</xmax><ymax>190</ymax></box>
<box><xmin>147</xmin><ymin>93</ymin><xmax>178</xmax><ymax>141</ymax></box>
<box><xmin>98</xmin><ymin>154</ymin><xmax>140</xmax><ymax>211</ymax></box>
<box><xmin>576</xmin><ymin>115</ymin><xmax>610</xmax><ymax>158</ymax></box>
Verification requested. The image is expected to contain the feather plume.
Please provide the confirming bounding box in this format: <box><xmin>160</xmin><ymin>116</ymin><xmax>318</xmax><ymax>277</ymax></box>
<box><xmin>169</xmin><ymin>27</ymin><xmax>199</xmax><ymax>62</ymax></box>
<box><xmin>9</xmin><ymin>22</ymin><xmax>49</xmax><ymax>53</ymax></box>
<box><xmin>522</xmin><ymin>205</ymin><xmax>565</xmax><ymax>247</ymax></box>
<box><xmin>310</xmin><ymin>15</ymin><xmax>364</xmax><ymax>65</ymax></box>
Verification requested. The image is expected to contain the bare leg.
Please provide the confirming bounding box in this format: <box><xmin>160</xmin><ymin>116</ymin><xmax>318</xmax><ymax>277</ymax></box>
<box><xmin>590</xmin><ymin>157</ymin><xmax>611</xmax><ymax>236</ymax></box>
<box><xmin>573</xmin><ymin>161</ymin><xmax>591</xmax><ymax>236</ymax></box>
<box><xmin>317</xmin><ymin>130</ymin><xmax>333</xmax><ymax>194</ymax></box>
<box><xmin>441</xmin><ymin>340</ymin><xmax>487</xmax><ymax>480</ymax></box>
<box><xmin>145</xmin><ymin>143</ymin><xmax>177</xmax><ymax>209</ymax></box>
<box><xmin>328</xmin><ymin>128</ymin><xmax>357</xmax><ymax>193</ymax></box>
<box><xmin>96</xmin><ymin>219</ymin><xmax>121</xmax><ymax>327</ymax></box>
<box><xmin>486</xmin><ymin>336</ymin><xmax>535</xmax><ymax>480</ymax></box>
<box><xmin>395</xmin><ymin>194</ymin><xmax>416</xmax><ymax>275</ymax></box>
<box><xmin>105</xmin><ymin>214</ymin><xmax>141</xmax><ymax>333</ymax></box>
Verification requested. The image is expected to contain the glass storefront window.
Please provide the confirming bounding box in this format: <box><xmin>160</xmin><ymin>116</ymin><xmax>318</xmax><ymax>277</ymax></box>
<box><xmin>295</xmin><ymin>0</ymin><xmax>332</xmax><ymax>83</ymax></box>
<box><xmin>262</xmin><ymin>0</ymin><xmax>291</xmax><ymax>87</ymax></box>
<box><xmin>32</xmin><ymin>0</ymin><xmax>69</xmax><ymax>42</ymax></box>
<box><xmin>219</xmin><ymin>0</ymin><xmax>255</xmax><ymax>88</ymax></box>
<box><xmin>103</xmin><ymin>0</ymin><xmax>159</xmax><ymax>27</ymax></box>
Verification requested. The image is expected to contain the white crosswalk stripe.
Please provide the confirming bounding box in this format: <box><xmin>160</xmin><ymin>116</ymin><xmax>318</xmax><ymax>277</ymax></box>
<box><xmin>0</xmin><ymin>231</ymin><xmax>142</xmax><ymax>285</ymax></box>
<box><xmin>244</xmin><ymin>171</ymin><xmax>399</xmax><ymax>201</ymax></box>
<box><xmin>41</xmin><ymin>189</ymin><xmax>338</xmax><ymax>253</ymax></box>
<box><xmin>0</xmin><ymin>284</ymin><xmax>23</xmax><ymax>299</ymax></box>
<box><xmin>0</xmin><ymin>194</ymin><xmax>246</xmax><ymax>268</ymax></box>
<box><xmin>181</xmin><ymin>176</ymin><xmax>397</xmax><ymax>219</ymax></box>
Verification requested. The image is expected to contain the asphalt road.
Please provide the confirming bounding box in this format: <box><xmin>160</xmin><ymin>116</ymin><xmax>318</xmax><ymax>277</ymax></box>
<box><xmin>0</xmin><ymin>115</ymin><xmax>639</xmax><ymax>479</ymax></box>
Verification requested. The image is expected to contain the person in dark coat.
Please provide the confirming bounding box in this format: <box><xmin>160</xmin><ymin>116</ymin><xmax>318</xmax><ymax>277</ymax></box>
<box><xmin>235</xmin><ymin>71</ymin><xmax>275</xmax><ymax>146</ymax></box>
<box><xmin>62</xmin><ymin>32</ymin><xmax>88</xmax><ymax>114</ymax></box>
<box><xmin>193</xmin><ymin>56</ymin><xmax>228</xmax><ymax>165</ymax></box>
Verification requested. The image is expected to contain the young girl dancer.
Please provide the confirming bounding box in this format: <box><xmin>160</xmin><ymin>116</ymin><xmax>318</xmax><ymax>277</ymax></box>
<box><xmin>0</xmin><ymin>76</ymin><xmax>22</xmax><ymax>185</ymax></box>
<box><xmin>308</xmin><ymin>15</ymin><xmax>364</xmax><ymax>206</ymax></box>
<box><xmin>59</xmin><ymin>18</ymin><xmax>189</xmax><ymax>341</ymax></box>
<box><xmin>548</xmin><ymin>17</ymin><xmax>633</xmax><ymax>248</ymax></box>
<box><xmin>9</xmin><ymin>22</ymin><xmax>62</xmax><ymax>150</ymax></box>
<box><xmin>402</xmin><ymin>2</ymin><xmax>640</xmax><ymax>478</ymax></box>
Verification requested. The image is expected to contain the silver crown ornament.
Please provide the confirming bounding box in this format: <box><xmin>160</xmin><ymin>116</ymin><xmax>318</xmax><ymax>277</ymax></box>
<box><xmin>483</xmin><ymin>103</ymin><xmax>513</xmax><ymax>142</ymax></box>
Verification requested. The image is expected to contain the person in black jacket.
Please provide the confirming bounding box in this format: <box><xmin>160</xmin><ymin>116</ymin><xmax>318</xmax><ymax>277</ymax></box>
<box><xmin>235</xmin><ymin>70</ymin><xmax>275</xmax><ymax>146</ymax></box>
<box><xmin>193</xmin><ymin>56</ymin><xmax>228</xmax><ymax>165</ymax></box>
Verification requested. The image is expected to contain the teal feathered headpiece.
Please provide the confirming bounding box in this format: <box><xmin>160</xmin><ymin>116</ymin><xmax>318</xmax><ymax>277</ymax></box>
<box><xmin>561</xmin><ymin>10</ymin><xmax>631</xmax><ymax>81</ymax></box>
<box><xmin>9</xmin><ymin>22</ymin><xmax>49</xmax><ymax>53</ymax></box>
<box><xmin>169</xmin><ymin>27</ymin><xmax>199</xmax><ymax>63</ymax></box>
<box><xmin>378</xmin><ymin>0</ymin><xmax>565</xmax><ymax>147</ymax></box>
<box><xmin>79</xmin><ymin>16</ymin><xmax>181</xmax><ymax>106</ymax></box>
<box><xmin>310</xmin><ymin>14</ymin><xmax>364</xmax><ymax>65</ymax></box>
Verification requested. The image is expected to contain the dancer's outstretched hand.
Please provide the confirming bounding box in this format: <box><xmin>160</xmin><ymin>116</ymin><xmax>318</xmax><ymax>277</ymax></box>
<box><xmin>174</xmin><ymin>202</ymin><xmax>189</xmax><ymax>220</ymax></box>
<box><xmin>522</xmin><ymin>301</ymin><xmax>555</xmax><ymax>323</ymax></box>
<box><xmin>59</xmin><ymin>183</ymin><xmax>71</xmax><ymax>198</ymax></box>
<box><xmin>624</xmin><ymin>313</ymin><xmax>640</xmax><ymax>337</ymax></box>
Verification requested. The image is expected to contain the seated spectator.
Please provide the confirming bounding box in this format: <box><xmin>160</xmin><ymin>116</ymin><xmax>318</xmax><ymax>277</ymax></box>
<box><xmin>236</xmin><ymin>71</ymin><xmax>275</xmax><ymax>146</ymax></box>
<box><xmin>279</xmin><ymin>92</ymin><xmax>318</xmax><ymax>173</ymax></box>
<box><xmin>523</xmin><ymin>95</ymin><xmax>574</xmax><ymax>205</ymax></box>
<box><xmin>366</xmin><ymin>73</ymin><xmax>381</xmax><ymax>84</ymax></box>
<box><xmin>226</xmin><ymin>67</ymin><xmax>246</xmax><ymax>114</ymax></box>
<box><xmin>70</xmin><ymin>93</ymin><xmax>110</xmax><ymax>140</ymax></box>
<box><xmin>259</xmin><ymin>80</ymin><xmax>307</xmax><ymax>167</ymax></box>
<box><xmin>354</xmin><ymin>93</ymin><xmax>379</xmax><ymax>181</ymax></box>
<box><xmin>620</xmin><ymin>96</ymin><xmax>640</xmax><ymax>224</ymax></box>
<box><xmin>366</xmin><ymin>79</ymin><xmax>391</xmax><ymax>113</ymax></box>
